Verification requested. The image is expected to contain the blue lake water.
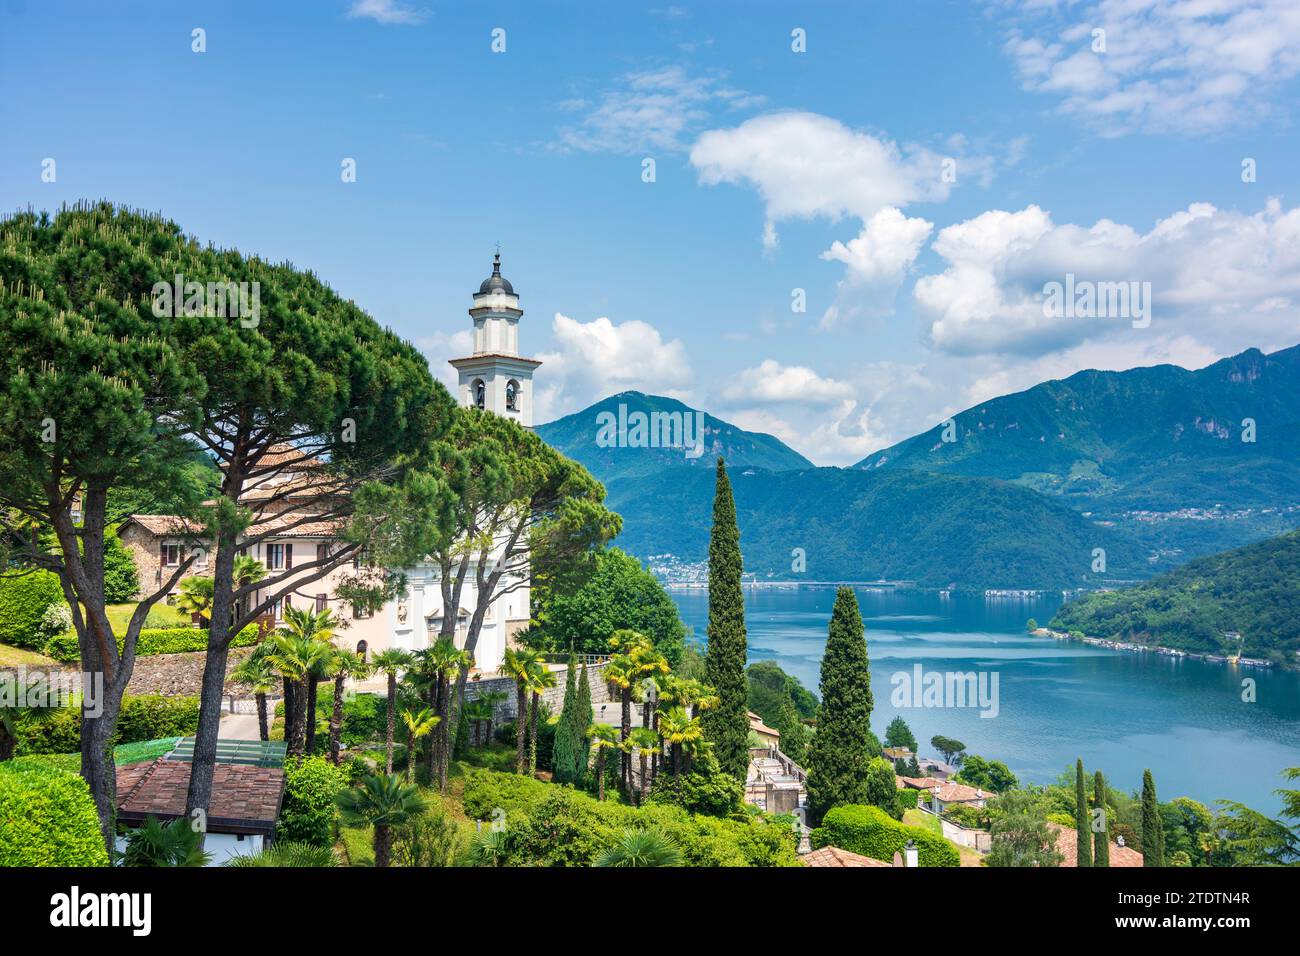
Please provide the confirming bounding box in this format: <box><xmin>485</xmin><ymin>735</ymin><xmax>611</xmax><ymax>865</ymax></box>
<box><xmin>669</xmin><ymin>586</ymin><xmax>1300</xmax><ymax>815</ymax></box>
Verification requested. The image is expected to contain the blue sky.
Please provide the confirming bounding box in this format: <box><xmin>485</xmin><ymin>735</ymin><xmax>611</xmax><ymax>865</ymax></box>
<box><xmin>3</xmin><ymin>0</ymin><xmax>1300</xmax><ymax>464</ymax></box>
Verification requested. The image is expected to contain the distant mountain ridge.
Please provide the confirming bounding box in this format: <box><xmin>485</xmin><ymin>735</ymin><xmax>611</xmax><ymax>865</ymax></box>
<box><xmin>855</xmin><ymin>344</ymin><xmax>1300</xmax><ymax>511</ymax></box>
<box><xmin>536</xmin><ymin>391</ymin><xmax>812</xmax><ymax>482</ymax></box>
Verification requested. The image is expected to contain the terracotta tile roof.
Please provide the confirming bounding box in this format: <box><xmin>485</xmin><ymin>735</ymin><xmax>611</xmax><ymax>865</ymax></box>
<box><xmin>747</xmin><ymin>711</ymin><xmax>781</xmax><ymax>738</ymax></box>
<box><xmin>803</xmin><ymin>846</ymin><xmax>894</xmax><ymax>868</ymax></box>
<box><xmin>121</xmin><ymin>514</ymin><xmax>203</xmax><ymax>536</ymax></box>
<box><xmin>1049</xmin><ymin>823</ymin><xmax>1144</xmax><ymax>867</ymax></box>
<box><xmin>116</xmin><ymin>757</ymin><xmax>285</xmax><ymax>835</ymax></box>
<box><xmin>218</xmin><ymin>443</ymin><xmax>323</xmax><ymax>471</ymax></box>
<box><xmin>897</xmin><ymin>775</ymin><xmax>939</xmax><ymax>790</ymax></box>
<box><xmin>933</xmin><ymin>781</ymin><xmax>991</xmax><ymax>803</ymax></box>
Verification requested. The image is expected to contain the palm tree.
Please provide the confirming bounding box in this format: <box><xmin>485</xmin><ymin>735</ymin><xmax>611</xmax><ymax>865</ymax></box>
<box><xmin>467</xmin><ymin>827</ymin><xmax>512</xmax><ymax>867</ymax></box>
<box><xmin>334</xmin><ymin>773</ymin><xmax>428</xmax><ymax>868</ymax></box>
<box><xmin>587</xmin><ymin>723</ymin><xmax>620</xmax><ymax>802</ymax></box>
<box><xmin>503</xmin><ymin>647</ymin><xmax>544</xmax><ymax>774</ymax></box>
<box><xmin>656</xmin><ymin>706</ymin><xmax>703</xmax><ymax>779</ymax></box>
<box><xmin>462</xmin><ymin>698</ymin><xmax>494</xmax><ymax>747</ymax></box>
<box><xmin>0</xmin><ymin>673</ymin><xmax>57</xmax><ymax>761</ymax></box>
<box><xmin>328</xmin><ymin>649</ymin><xmax>373</xmax><ymax>765</ymax></box>
<box><xmin>400</xmin><ymin>707</ymin><xmax>439</xmax><ymax>783</ymax></box>
<box><xmin>595</xmin><ymin>828</ymin><xmax>682</xmax><ymax>867</ymax></box>
<box><xmin>225</xmin><ymin>842</ymin><xmax>337</xmax><ymax>867</ymax></box>
<box><xmin>527</xmin><ymin>663</ymin><xmax>558</xmax><ymax>776</ymax></box>
<box><xmin>266</xmin><ymin>633</ymin><xmax>333</xmax><ymax>756</ymax></box>
<box><xmin>232</xmin><ymin>556</ymin><xmax>268</xmax><ymax>621</ymax></box>
<box><xmin>173</xmin><ymin>575</ymin><xmax>214</xmax><ymax>627</ymax></box>
<box><xmin>229</xmin><ymin>648</ymin><xmax>276</xmax><ymax>742</ymax></box>
<box><xmin>603</xmin><ymin>642</ymin><xmax>640</xmax><ymax>793</ymax></box>
<box><xmin>371</xmin><ymin>648</ymin><xmax>411</xmax><ymax>774</ymax></box>
<box><xmin>120</xmin><ymin>816</ymin><xmax>213</xmax><ymax>867</ymax></box>
<box><xmin>418</xmin><ymin>638</ymin><xmax>473</xmax><ymax>790</ymax></box>
<box><xmin>277</xmin><ymin>606</ymin><xmax>338</xmax><ymax>753</ymax></box>
<box><xmin>478</xmin><ymin>689</ymin><xmax>507</xmax><ymax>745</ymax></box>
<box><xmin>626</xmin><ymin>726</ymin><xmax>659</xmax><ymax>801</ymax></box>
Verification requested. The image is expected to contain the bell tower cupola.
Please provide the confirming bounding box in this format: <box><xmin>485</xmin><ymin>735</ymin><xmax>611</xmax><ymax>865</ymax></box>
<box><xmin>448</xmin><ymin>252</ymin><xmax>542</xmax><ymax>427</ymax></box>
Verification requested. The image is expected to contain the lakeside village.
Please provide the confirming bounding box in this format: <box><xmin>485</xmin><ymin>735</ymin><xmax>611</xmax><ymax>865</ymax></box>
<box><xmin>2</xmin><ymin>215</ymin><xmax>1296</xmax><ymax>871</ymax></box>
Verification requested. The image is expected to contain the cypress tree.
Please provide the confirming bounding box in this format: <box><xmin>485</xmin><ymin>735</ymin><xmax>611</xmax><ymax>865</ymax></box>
<box><xmin>702</xmin><ymin>457</ymin><xmax>750</xmax><ymax>781</ymax></box>
<box><xmin>1074</xmin><ymin>758</ymin><xmax>1092</xmax><ymax>866</ymax></box>
<box><xmin>1093</xmin><ymin>769</ymin><xmax>1110</xmax><ymax>867</ymax></box>
<box><xmin>574</xmin><ymin>663</ymin><xmax>593</xmax><ymax>783</ymax></box>
<box><xmin>805</xmin><ymin>587</ymin><xmax>873</xmax><ymax>826</ymax></box>
<box><xmin>552</xmin><ymin>655</ymin><xmax>580</xmax><ymax>784</ymax></box>
<box><xmin>1141</xmin><ymin>769</ymin><xmax>1165</xmax><ymax>866</ymax></box>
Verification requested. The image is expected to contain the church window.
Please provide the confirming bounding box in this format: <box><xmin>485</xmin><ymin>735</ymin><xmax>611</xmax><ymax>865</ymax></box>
<box><xmin>506</xmin><ymin>379</ymin><xmax>519</xmax><ymax>411</ymax></box>
<box><xmin>473</xmin><ymin>378</ymin><xmax>486</xmax><ymax>409</ymax></box>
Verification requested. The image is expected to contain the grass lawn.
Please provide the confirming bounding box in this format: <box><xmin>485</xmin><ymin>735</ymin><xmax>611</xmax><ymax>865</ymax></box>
<box><xmin>0</xmin><ymin>643</ymin><xmax>59</xmax><ymax>668</ymax></box>
<box><xmin>904</xmin><ymin>808</ymin><xmax>943</xmax><ymax>834</ymax></box>
<box><xmin>104</xmin><ymin>602</ymin><xmax>189</xmax><ymax>631</ymax></box>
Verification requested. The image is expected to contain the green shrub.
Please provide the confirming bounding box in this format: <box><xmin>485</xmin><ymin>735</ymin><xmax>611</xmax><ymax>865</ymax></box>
<box><xmin>0</xmin><ymin>762</ymin><xmax>109</xmax><ymax>866</ymax></box>
<box><xmin>460</xmin><ymin>767</ymin><xmax>552</xmax><ymax>820</ymax></box>
<box><xmin>14</xmin><ymin>696</ymin><xmax>199</xmax><ymax>756</ymax></box>
<box><xmin>0</xmin><ymin>570</ymin><xmax>65</xmax><ymax>649</ymax></box>
<box><xmin>103</xmin><ymin>532</ymin><xmax>140</xmax><ymax>604</ymax></box>
<box><xmin>811</xmin><ymin>804</ymin><xmax>960</xmax><ymax>867</ymax></box>
<box><xmin>462</xmin><ymin>771</ymin><xmax>800</xmax><ymax>867</ymax></box>
<box><xmin>340</xmin><ymin>692</ymin><xmax>385</xmax><ymax>746</ymax></box>
<box><xmin>278</xmin><ymin>756</ymin><xmax>347</xmax><ymax>847</ymax></box>
<box><xmin>42</xmin><ymin>623</ymin><xmax>258</xmax><ymax>663</ymax></box>
<box><xmin>646</xmin><ymin>750</ymin><xmax>744</xmax><ymax>817</ymax></box>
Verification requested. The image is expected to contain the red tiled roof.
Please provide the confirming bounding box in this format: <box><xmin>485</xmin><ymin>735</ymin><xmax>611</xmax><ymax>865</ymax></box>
<box><xmin>121</xmin><ymin>514</ymin><xmax>202</xmax><ymax>536</ymax></box>
<box><xmin>803</xmin><ymin>846</ymin><xmax>894</xmax><ymax>868</ymax></box>
<box><xmin>116</xmin><ymin>758</ymin><xmax>285</xmax><ymax>835</ymax></box>
<box><xmin>897</xmin><ymin>775</ymin><xmax>940</xmax><ymax>790</ymax></box>
<box><xmin>1049</xmin><ymin>823</ymin><xmax>1144</xmax><ymax>867</ymax></box>
<box><xmin>933</xmin><ymin>781</ymin><xmax>991</xmax><ymax>803</ymax></box>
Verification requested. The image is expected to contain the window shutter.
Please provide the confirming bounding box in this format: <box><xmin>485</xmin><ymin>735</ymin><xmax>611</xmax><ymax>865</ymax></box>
<box><xmin>160</xmin><ymin>543</ymin><xmax>167</xmax><ymax>565</ymax></box>
<box><xmin>286</xmin><ymin>543</ymin><xmax>293</xmax><ymax>568</ymax></box>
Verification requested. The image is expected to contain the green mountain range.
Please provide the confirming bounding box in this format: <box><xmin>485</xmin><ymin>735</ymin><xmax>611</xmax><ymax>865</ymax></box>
<box><xmin>536</xmin><ymin>345</ymin><xmax>1300</xmax><ymax>589</ymax></box>
<box><xmin>1050</xmin><ymin>530</ymin><xmax>1300</xmax><ymax>664</ymax></box>
<box><xmin>601</xmin><ymin>465</ymin><xmax>1147</xmax><ymax>589</ymax></box>
<box><xmin>535</xmin><ymin>390</ymin><xmax>812</xmax><ymax>481</ymax></box>
<box><xmin>856</xmin><ymin>345</ymin><xmax>1300</xmax><ymax>511</ymax></box>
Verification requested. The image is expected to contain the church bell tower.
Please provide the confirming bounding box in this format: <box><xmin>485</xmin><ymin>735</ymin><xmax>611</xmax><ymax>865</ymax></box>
<box><xmin>448</xmin><ymin>252</ymin><xmax>542</xmax><ymax>427</ymax></box>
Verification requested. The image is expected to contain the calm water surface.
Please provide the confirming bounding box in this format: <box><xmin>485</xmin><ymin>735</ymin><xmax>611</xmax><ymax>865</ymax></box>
<box><xmin>670</xmin><ymin>586</ymin><xmax>1300</xmax><ymax>814</ymax></box>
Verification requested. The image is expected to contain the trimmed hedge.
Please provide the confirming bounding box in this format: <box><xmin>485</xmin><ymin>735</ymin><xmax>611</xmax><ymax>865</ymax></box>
<box><xmin>811</xmin><ymin>804</ymin><xmax>961</xmax><ymax>867</ymax></box>
<box><xmin>14</xmin><ymin>695</ymin><xmax>200</xmax><ymax>756</ymax></box>
<box><xmin>461</xmin><ymin>767</ymin><xmax>552</xmax><ymax>819</ymax></box>
<box><xmin>278</xmin><ymin>756</ymin><xmax>347</xmax><ymax>847</ymax></box>
<box><xmin>0</xmin><ymin>762</ymin><xmax>109</xmax><ymax>866</ymax></box>
<box><xmin>43</xmin><ymin>623</ymin><xmax>259</xmax><ymax>663</ymax></box>
<box><xmin>0</xmin><ymin>570</ymin><xmax>65</xmax><ymax>649</ymax></box>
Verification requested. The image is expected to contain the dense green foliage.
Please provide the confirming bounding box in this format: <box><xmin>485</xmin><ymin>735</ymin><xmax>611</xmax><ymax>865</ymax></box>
<box><xmin>646</xmin><ymin>749</ymin><xmax>744</xmax><ymax>817</ymax></box>
<box><xmin>1141</xmin><ymin>769</ymin><xmax>1165</xmax><ymax>866</ymax></box>
<box><xmin>806</xmin><ymin>587</ymin><xmax>874</xmax><ymax>825</ymax></box>
<box><xmin>1074</xmin><ymin>759</ymin><xmax>1092</xmax><ymax>866</ymax></box>
<box><xmin>102</xmin><ymin>532</ymin><xmax>140</xmax><ymax>604</ymax></box>
<box><xmin>0</xmin><ymin>762</ymin><xmax>110</xmax><ymax>866</ymax></box>
<box><xmin>13</xmin><ymin>695</ymin><xmax>199</xmax><ymax>755</ymax></box>
<box><xmin>1094</xmin><ymin>770</ymin><xmax>1110</xmax><ymax>867</ymax></box>
<box><xmin>533</xmin><ymin>548</ymin><xmax>685</xmax><ymax>665</ymax></box>
<box><xmin>461</xmin><ymin>771</ymin><xmax>798</xmax><ymax>866</ymax></box>
<box><xmin>703</xmin><ymin>459</ymin><xmax>749</xmax><ymax>781</ymax></box>
<box><xmin>0</xmin><ymin>570</ymin><xmax>65</xmax><ymax>648</ymax></box>
<box><xmin>884</xmin><ymin>716</ymin><xmax>918</xmax><ymax>752</ymax></box>
<box><xmin>746</xmin><ymin>660</ymin><xmax>815</xmax><ymax>763</ymax></box>
<box><xmin>42</xmin><ymin>622</ymin><xmax>260</xmax><ymax>663</ymax></box>
<box><xmin>955</xmin><ymin>754</ymin><xmax>1019</xmax><ymax>792</ymax></box>
<box><xmin>811</xmin><ymin>804</ymin><xmax>960</xmax><ymax>867</ymax></box>
<box><xmin>278</xmin><ymin>756</ymin><xmax>348</xmax><ymax>847</ymax></box>
<box><xmin>985</xmin><ymin>789</ymin><xmax>1065</xmax><ymax>867</ymax></box>
<box><xmin>551</xmin><ymin>658</ymin><xmax>582</xmax><ymax>785</ymax></box>
<box><xmin>1051</xmin><ymin>530</ymin><xmax>1300</xmax><ymax>662</ymax></box>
